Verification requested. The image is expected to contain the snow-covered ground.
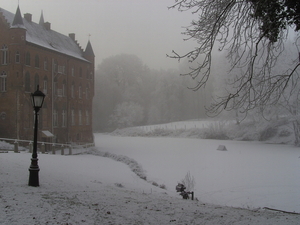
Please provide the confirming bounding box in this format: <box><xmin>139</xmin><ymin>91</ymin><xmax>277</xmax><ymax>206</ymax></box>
<box><xmin>1</xmin><ymin>133</ymin><xmax>300</xmax><ymax>224</ymax></box>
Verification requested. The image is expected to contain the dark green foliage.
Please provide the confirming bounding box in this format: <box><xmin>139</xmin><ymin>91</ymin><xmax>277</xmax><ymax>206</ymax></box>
<box><xmin>249</xmin><ymin>0</ymin><xmax>300</xmax><ymax>42</ymax></box>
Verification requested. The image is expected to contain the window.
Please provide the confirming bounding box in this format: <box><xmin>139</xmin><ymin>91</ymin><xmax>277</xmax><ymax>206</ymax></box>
<box><xmin>44</xmin><ymin>57</ymin><xmax>48</xmax><ymax>70</ymax></box>
<box><xmin>53</xmin><ymin>109</ymin><xmax>58</xmax><ymax>127</ymax></box>
<box><xmin>54</xmin><ymin>77</ymin><xmax>57</xmax><ymax>96</ymax></box>
<box><xmin>1</xmin><ymin>45</ymin><xmax>8</xmax><ymax>65</ymax></box>
<box><xmin>86</xmin><ymin>110</ymin><xmax>89</xmax><ymax>125</ymax></box>
<box><xmin>79</xmin><ymin>85</ymin><xmax>82</xmax><ymax>98</ymax></box>
<box><xmin>25</xmin><ymin>52</ymin><xmax>30</xmax><ymax>66</ymax></box>
<box><xmin>43</xmin><ymin>76</ymin><xmax>48</xmax><ymax>94</ymax></box>
<box><xmin>62</xmin><ymin>110</ymin><xmax>67</xmax><ymax>127</ymax></box>
<box><xmin>62</xmin><ymin>80</ymin><xmax>66</xmax><ymax>97</ymax></box>
<box><xmin>34</xmin><ymin>74</ymin><xmax>39</xmax><ymax>90</ymax></box>
<box><xmin>71</xmin><ymin>67</ymin><xmax>74</xmax><ymax>76</ymax></box>
<box><xmin>54</xmin><ymin>60</ymin><xmax>58</xmax><ymax>73</ymax></box>
<box><xmin>79</xmin><ymin>67</ymin><xmax>82</xmax><ymax>78</ymax></box>
<box><xmin>71</xmin><ymin>109</ymin><xmax>75</xmax><ymax>125</ymax></box>
<box><xmin>15</xmin><ymin>51</ymin><xmax>20</xmax><ymax>63</ymax></box>
<box><xmin>71</xmin><ymin>83</ymin><xmax>74</xmax><ymax>98</ymax></box>
<box><xmin>79</xmin><ymin>110</ymin><xmax>82</xmax><ymax>125</ymax></box>
<box><xmin>42</xmin><ymin>106</ymin><xmax>48</xmax><ymax>128</ymax></box>
<box><xmin>25</xmin><ymin>72</ymin><xmax>30</xmax><ymax>92</ymax></box>
<box><xmin>0</xmin><ymin>71</ymin><xmax>7</xmax><ymax>92</ymax></box>
<box><xmin>86</xmin><ymin>86</ymin><xmax>89</xmax><ymax>99</ymax></box>
<box><xmin>35</xmin><ymin>55</ymin><xmax>39</xmax><ymax>68</ymax></box>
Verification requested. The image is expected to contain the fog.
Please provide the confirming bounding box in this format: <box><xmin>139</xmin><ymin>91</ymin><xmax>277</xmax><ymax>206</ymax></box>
<box><xmin>0</xmin><ymin>0</ymin><xmax>196</xmax><ymax>70</ymax></box>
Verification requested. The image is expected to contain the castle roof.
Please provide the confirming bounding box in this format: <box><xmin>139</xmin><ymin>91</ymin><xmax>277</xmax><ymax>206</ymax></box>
<box><xmin>84</xmin><ymin>40</ymin><xmax>95</xmax><ymax>57</ymax></box>
<box><xmin>11</xmin><ymin>6</ymin><xmax>25</xmax><ymax>29</ymax></box>
<box><xmin>0</xmin><ymin>7</ymin><xmax>93</xmax><ymax>63</ymax></box>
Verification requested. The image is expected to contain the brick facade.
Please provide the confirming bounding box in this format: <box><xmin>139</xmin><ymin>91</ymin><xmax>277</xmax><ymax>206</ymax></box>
<box><xmin>0</xmin><ymin>6</ymin><xmax>95</xmax><ymax>145</ymax></box>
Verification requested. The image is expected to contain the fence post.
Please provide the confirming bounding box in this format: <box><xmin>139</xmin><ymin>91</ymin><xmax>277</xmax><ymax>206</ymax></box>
<box><xmin>41</xmin><ymin>142</ymin><xmax>45</xmax><ymax>154</ymax></box>
<box><xmin>68</xmin><ymin>145</ymin><xmax>72</xmax><ymax>155</ymax></box>
<box><xmin>61</xmin><ymin>145</ymin><xmax>64</xmax><ymax>155</ymax></box>
<box><xmin>29</xmin><ymin>142</ymin><xmax>33</xmax><ymax>153</ymax></box>
<box><xmin>14</xmin><ymin>141</ymin><xmax>19</xmax><ymax>153</ymax></box>
<box><xmin>52</xmin><ymin>144</ymin><xmax>56</xmax><ymax>154</ymax></box>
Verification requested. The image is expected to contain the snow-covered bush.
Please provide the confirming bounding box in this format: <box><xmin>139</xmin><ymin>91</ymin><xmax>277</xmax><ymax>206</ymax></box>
<box><xmin>202</xmin><ymin>122</ymin><xmax>229</xmax><ymax>140</ymax></box>
<box><xmin>180</xmin><ymin>171</ymin><xmax>195</xmax><ymax>192</ymax></box>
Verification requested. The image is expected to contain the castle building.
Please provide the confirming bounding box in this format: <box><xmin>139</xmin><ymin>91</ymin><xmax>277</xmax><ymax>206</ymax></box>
<box><xmin>0</xmin><ymin>6</ymin><xmax>95</xmax><ymax>145</ymax></box>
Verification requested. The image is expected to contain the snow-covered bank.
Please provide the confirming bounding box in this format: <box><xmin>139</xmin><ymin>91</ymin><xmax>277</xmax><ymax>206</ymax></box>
<box><xmin>1</xmin><ymin>151</ymin><xmax>300</xmax><ymax>225</ymax></box>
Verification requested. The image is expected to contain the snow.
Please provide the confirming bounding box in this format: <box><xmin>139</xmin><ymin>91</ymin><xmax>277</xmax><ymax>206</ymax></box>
<box><xmin>1</xmin><ymin>133</ymin><xmax>300</xmax><ymax>224</ymax></box>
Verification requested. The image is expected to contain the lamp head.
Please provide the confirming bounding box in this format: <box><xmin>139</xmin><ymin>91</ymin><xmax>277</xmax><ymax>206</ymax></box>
<box><xmin>31</xmin><ymin>85</ymin><xmax>45</xmax><ymax>110</ymax></box>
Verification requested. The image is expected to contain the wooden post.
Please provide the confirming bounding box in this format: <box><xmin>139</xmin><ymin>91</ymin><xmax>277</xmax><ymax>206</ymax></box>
<box><xmin>41</xmin><ymin>142</ymin><xmax>45</xmax><ymax>153</ymax></box>
<box><xmin>52</xmin><ymin>144</ymin><xmax>55</xmax><ymax>154</ymax></box>
<box><xmin>29</xmin><ymin>142</ymin><xmax>33</xmax><ymax>153</ymax></box>
<box><xmin>61</xmin><ymin>145</ymin><xmax>64</xmax><ymax>155</ymax></box>
<box><xmin>14</xmin><ymin>141</ymin><xmax>19</xmax><ymax>153</ymax></box>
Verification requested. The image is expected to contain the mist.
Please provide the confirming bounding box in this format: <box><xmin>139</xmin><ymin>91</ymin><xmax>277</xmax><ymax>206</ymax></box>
<box><xmin>0</xmin><ymin>0</ymin><xmax>196</xmax><ymax>70</ymax></box>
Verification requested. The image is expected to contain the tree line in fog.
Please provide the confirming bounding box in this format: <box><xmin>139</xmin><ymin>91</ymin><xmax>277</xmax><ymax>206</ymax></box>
<box><xmin>93</xmin><ymin>54</ymin><xmax>211</xmax><ymax>132</ymax></box>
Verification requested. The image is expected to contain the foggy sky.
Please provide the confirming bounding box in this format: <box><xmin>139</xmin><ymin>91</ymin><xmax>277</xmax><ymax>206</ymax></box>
<box><xmin>0</xmin><ymin>0</ymin><xmax>196</xmax><ymax>70</ymax></box>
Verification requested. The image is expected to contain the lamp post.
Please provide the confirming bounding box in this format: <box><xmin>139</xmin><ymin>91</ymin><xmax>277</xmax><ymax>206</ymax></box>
<box><xmin>28</xmin><ymin>85</ymin><xmax>45</xmax><ymax>187</ymax></box>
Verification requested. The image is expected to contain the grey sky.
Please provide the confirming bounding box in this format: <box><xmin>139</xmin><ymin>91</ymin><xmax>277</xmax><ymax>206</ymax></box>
<box><xmin>0</xmin><ymin>0</ymin><xmax>196</xmax><ymax>70</ymax></box>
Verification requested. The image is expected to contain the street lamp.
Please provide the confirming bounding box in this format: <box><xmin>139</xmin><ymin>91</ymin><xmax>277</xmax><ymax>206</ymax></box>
<box><xmin>28</xmin><ymin>85</ymin><xmax>45</xmax><ymax>187</ymax></box>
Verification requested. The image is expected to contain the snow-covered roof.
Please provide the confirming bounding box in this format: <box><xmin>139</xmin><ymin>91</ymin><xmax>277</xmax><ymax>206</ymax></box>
<box><xmin>0</xmin><ymin>7</ymin><xmax>90</xmax><ymax>62</ymax></box>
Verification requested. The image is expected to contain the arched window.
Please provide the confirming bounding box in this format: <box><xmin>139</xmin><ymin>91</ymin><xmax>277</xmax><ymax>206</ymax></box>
<box><xmin>35</xmin><ymin>55</ymin><xmax>39</xmax><ymax>68</ymax></box>
<box><xmin>25</xmin><ymin>52</ymin><xmax>30</xmax><ymax>66</ymax></box>
<box><xmin>0</xmin><ymin>71</ymin><xmax>7</xmax><ymax>92</ymax></box>
<box><xmin>25</xmin><ymin>72</ymin><xmax>30</xmax><ymax>92</ymax></box>
<box><xmin>1</xmin><ymin>45</ymin><xmax>8</xmax><ymax>65</ymax></box>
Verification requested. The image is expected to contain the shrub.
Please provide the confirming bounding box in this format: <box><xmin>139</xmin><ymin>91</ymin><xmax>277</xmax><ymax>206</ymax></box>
<box><xmin>203</xmin><ymin>122</ymin><xmax>229</xmax><ymax>140</ymax></box>
<box><xmin>259</xmin><ymin>127</ymin><xmax>278</xmax><ymax>141</ymax></box>
<box><xmin>181</xmin><ymin>171</ymin><xmax>196</xmax><ymax>192</ymax></box>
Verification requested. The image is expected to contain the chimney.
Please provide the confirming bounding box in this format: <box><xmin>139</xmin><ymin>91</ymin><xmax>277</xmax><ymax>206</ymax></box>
<box><xmin>44</xmin><ymin>22</ymin><xmax>51</xmax><ymax>30</ymax></box>
<box><xmin>69</xmin><ymin>33</ymin><xmax>75</xmax><ymax>41</ymax></box>
<box><xmin>24</xmin><ymin>13</ymin><xmax>32</xmax><ymax>22</ymax></box>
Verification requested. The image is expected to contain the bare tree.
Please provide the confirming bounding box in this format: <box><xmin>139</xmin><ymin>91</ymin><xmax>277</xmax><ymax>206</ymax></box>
<box><xmin>168</xmin><ymin>0</ymin><xmax>300</xmax><ymax>115</ymax></box>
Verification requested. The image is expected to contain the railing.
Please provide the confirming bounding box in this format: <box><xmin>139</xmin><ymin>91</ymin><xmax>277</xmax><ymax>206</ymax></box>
<box><xmin>0</xmin><ymin>137</ymin><xmax>95</xmax><ymax>155</ymax></box>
